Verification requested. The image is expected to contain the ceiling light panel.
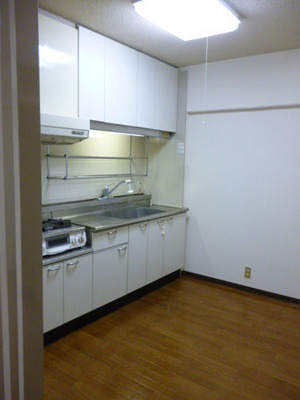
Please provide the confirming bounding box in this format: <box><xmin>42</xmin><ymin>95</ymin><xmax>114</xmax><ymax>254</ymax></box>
<box><xmin>133</xmin><ymin>0</ymin><xmax>240</xmax><ymax>41</ymax></box>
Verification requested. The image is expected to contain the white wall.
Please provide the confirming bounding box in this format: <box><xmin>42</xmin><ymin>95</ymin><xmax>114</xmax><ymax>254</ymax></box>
<box><xmin>186</xmin><ymin>50</ymin><xmax>300</xmax><ymax>112</ymax></box>
<box><xmin>145</xmin><ymin>71</ymin><xmax>187</xmax><ymax>207</ymax></box>
<box><xmin>145</xmin><ymin>136</ymin><xmax>185</xmax><ymax>207</ymax></box>
<box><xmin>184</xmin><ymin>50</ymin><xmax>300</xmax><ymax>299</ymax></box>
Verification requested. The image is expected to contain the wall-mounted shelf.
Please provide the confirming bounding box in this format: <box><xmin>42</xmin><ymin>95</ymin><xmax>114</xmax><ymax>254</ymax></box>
<box><xmin>46</xmin><ymin>136</ymin><xmax>149</xmax><ymax>180</ymax></box>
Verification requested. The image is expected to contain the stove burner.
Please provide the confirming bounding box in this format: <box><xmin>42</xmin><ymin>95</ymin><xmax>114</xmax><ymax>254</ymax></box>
<box><xmin>42</xmin><ymin>219</ymin><xmax>72</xmax><ymax>232</ymax></box>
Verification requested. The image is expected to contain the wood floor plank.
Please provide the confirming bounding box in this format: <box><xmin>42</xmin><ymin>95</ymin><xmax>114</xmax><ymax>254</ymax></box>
<box><xmin>44</xmin><ymin>275</ymin><xmax>300</xmax><ymax>399</ymax></box>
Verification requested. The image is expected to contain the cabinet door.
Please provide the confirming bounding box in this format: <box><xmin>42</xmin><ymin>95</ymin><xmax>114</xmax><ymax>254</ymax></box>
<box><xmin>105</xmin><ymin>38</ymin><xmax>138</xmax><ymax>126</ymax></box>
<box><xmin>93</xmin><ymin>245</ymin><xmax>128</xmax><ymax>309</ymax></box>
<box><xmin>78</xmin><ymin>26</ymin><xmax>105</xmax><ymax>121</ymax></box>
<box><xmin>137</xmin><ymin>52</ymin><xmax>178</xmax><ymax>132</ymax></box>
<box><xmin>128</xmin><ymin>222</ymin><xmax>148</xmax><ymax>293</ymax></box>
<box><xmin>64</xmin><ymin>255</ymin><xmax>93</xmax><ymax>323</ymax></box>
<box><xmin>91</xmin><ymin>226</ymin><xmax>129</xmax><ymax>252</ymax></box>
<box><xmin>147</xmin><ymin>219</ymin><xmax>165</xmax><ymax>284</ymax></box>
<box><xmin>43</xmin><ymin>262</ymin><xmax>64</xmax><ymax>333</ymax></box>
<box><xmin>163</xmin><ymin>214</ymin><xmax>186</xmax><ymax>276</ymax></box>
<box><xmin>38</xmin><ymin>11</ymin><xmax>78</xmax><ymax>117</ymax></box>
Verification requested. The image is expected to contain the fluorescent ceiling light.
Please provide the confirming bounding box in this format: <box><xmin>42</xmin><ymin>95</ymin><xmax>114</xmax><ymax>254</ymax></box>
<box><xmin>89</xmin><ymin>130</ymin><xmax>143</xmax><ymax>138</ymax></box>
<box><xmin>133</xmin><ymin>0</ymin><xmax>240</xmax><ymax>41</ymax></box>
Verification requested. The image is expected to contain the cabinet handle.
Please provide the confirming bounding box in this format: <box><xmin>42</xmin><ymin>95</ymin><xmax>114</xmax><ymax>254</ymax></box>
<box><xmin>107</xmin><ymin>230</ymin><xmax>117</xmax><ymax>237</ymax></box>
<box><xmin>118</xmin><ymin>246</ymin><xmax>127</xmax><ymax>252</ymax></box>
<box><xmin>66</xmin><ymin>259</ymin><xmax>79</xmax><ymax>267</ymax></box>
<box><xmin>47</xmin><ymin>265</ymin><xmax>61</xmax><ymax>272</ymax></box>
<box><xmin>139</xmin><ymin>223</ymin><xmax>147</xmax><ymax>229</ymax></box>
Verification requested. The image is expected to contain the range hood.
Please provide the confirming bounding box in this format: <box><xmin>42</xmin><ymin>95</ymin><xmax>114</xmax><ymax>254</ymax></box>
<box><xmin>41</xmin><ymin>114</ymin><xmax>89</xmax><ymax>145</ymax></box>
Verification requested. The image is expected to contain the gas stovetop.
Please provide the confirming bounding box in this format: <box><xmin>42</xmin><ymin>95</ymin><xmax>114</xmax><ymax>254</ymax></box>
<box><xmin>42</xmin><ymin>218</ymin><xmax>72</xmax><ymax>232</ymax></box>
<box><xmin>42</xmin><ymin>218</ymin><xmax>87</xmax><ymax>257</ymax></box>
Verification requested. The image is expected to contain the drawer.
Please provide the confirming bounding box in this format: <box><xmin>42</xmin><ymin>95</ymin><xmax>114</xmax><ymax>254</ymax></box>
<box><xmin>91</xmin><ymin>226</ymin><xmax>129</xmax><ymax>251</ymax></box>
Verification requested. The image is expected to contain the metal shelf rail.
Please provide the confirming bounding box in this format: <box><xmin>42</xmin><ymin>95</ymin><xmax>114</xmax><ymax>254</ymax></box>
<box><xmin>46</xmin><ymin>136</ymin><xmax>149</xmax><ymax>180</ymax></box>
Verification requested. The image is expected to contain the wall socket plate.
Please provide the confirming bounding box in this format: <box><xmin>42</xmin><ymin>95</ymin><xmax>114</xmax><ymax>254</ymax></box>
<box><xmin>244</xmin><ymin>266</ymin><xmax>252</xmax><ymax>279</ymax></box>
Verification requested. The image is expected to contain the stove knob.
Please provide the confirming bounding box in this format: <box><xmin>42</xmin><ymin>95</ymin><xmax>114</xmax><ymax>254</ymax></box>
<box><xmin>78</xmin><ymin>235</ymin><xmax>85</xmax><ymax>244</ymax></box>
<box><xmin>72</xmin><ymin>237</ymin><xmax>78</xmax><ymax>245</ymax></box>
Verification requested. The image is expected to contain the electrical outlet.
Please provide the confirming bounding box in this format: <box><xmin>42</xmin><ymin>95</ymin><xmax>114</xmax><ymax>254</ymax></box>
<box><xmin>244</xmin><ymin>266</ymin><xmax>252</xmax><ymax>279</ymax></box>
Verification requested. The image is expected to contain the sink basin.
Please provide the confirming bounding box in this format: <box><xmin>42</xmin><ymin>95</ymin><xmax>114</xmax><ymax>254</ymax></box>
<box><xmin>102</xmin><ymin>207</ymin><xmax>164</xmax><ymax>220</ymax></box>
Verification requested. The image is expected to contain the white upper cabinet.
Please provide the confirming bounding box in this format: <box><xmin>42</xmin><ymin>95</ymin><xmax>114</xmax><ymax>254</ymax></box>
<box><xmin>137</xmin><ymin>53</ymin><xmax>178</xmax><ymax>132</ymax></box>
<box><xmin>41</xmin><ymin>13</ymin><xmax>179</xmax><ymax>132</ymax></box>
<box><xmin>105</xmin><ymin>38</ymin><xmax>138</xmax><ymax>126</ymax></box>
<box><xmin>78</xmin><ymin>26</ymin><xmax>105</xmax><ymax>121</ymax></box>
<box><xmin>38</xmin><ymin>11</ymin><xmax>78</xmax><ymax>117</ymax></box>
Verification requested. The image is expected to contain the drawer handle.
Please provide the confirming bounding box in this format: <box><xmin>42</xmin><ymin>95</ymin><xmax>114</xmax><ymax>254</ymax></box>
<box><xmin>66</xmin><ymin>259</ymin><xmax>79</xmax><ymax>267</ymax></box>
<box><xmin>47</xmin><ymin>265</ymin><xmax>61</xmax><ymax>272</ymax></box>
<box><xmin>157</xmin><ymin>219</ymin><xmax>165</xmax><ymax>224</ymax></box>
<box><xmin>166</xmin><ymin>217</ymin><xmax>173</xmax><ymax>222</ymax></box>
<box><xmin>107</xmin><ymin>230</ymin><xmax>117</xmax><ymax>237</ymax></box>
<box><xmin>118</xmin><ymin>246</ymin><xmax>127</xmax><ymax>252</ymax></box>
<box><xmin>139</xmin><ymin>223</ymin><xmax>147</xmax><ymax>229</ymax></box>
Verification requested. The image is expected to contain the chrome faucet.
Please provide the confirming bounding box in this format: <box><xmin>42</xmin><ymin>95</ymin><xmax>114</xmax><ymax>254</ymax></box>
<box><xmin>101</xmin><ymin>179</ymin><xmax>133</xmax><ymax>199</ymax></box>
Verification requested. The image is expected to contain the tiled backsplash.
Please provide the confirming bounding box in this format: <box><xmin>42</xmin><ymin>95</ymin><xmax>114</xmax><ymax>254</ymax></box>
<box><xmin>41</xmin><ymin>132</ymin><xmax>185</xmax><ymax>207</ymax></box>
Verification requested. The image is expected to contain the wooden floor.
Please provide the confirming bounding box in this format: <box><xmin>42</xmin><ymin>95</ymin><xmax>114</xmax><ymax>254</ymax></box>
<box><xmin>44</xmin><ymin>275</ymin><xmax>300</xmax><ymax>400</ymax></box>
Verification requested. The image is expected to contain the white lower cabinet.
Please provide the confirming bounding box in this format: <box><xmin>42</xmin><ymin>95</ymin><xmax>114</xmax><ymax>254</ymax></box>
<box><xmin>147</xmin><ymin>219</ymin><xmax>164</xmax><ymax>284</ymax></box>
<box><xmin>147</xmin><ymin>213</ymin><xmax>187</xmax><ymax>283</ymax></box>
<box><xmin>93</xmin><ymin>244</ymin><xmax>128</xmax><ymax>309</ymax></box>
<box><xmin>163</xmin><ymin>214</ymin><xmax>186</xmax><ymax>275</ymax></box>
<box><xmin>128</xmin><ymin>222</ymin><xmax>148</xmax><ymax>293</ymax></box>
<box><xmin>43</xmin><ymin>214</ymin><xmax>186</xmax><ymax>333</ymax></box>
<box><xmin>43</xmin><ymin>262</ymin><xmax>64</xmax><ymax>333</ymax></box>
<box><xmin>43</xmin><ymin>253</ymin><xmax>93</xmax><ymax>333</ymax></box>
<box><xmin>64</xmin><ymin>255</ymin><xmax>93</xmax><ymax>323</ymax></box>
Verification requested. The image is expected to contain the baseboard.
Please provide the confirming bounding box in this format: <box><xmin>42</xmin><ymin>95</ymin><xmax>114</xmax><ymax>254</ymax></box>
<box><xmin>44</xmin><ymin>270</ymin><xmax>180</xmax><ymax>345</ymax></box>
<box><xmin>183</xmin><ymin>271</ymin><xmax>300</xmax><ymax>305</ymax></box>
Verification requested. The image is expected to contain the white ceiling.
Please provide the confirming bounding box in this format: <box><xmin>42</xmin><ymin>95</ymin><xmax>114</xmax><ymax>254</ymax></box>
<box><xmin>38</xmin><ymin>0</ymin><xmax>300</xmax><ymax>68</ymax></box>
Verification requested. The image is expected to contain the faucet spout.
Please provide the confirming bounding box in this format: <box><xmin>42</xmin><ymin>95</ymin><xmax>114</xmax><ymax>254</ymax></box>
<box><xmin>101</xmin><ymin>179</ymin><xmax>133</xmax><ymax>199</ymax></box>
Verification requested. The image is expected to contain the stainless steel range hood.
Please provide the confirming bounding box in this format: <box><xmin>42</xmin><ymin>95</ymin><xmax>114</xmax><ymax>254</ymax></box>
<box><xmin>41</xmin><ymin>114</ymin><xmax>89</xmax><ymax>145</ymax></box>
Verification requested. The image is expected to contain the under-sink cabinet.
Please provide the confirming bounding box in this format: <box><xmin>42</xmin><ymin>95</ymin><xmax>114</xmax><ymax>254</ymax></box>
<box><xmin>163</xmin><ymin>213</ymin><xmax>186</xmax><ymax>275</ymax></box>
<box><xmin>43</xmin><ymin>253</ymin><xmax>93</xmax><ymax>333</ymax></box>
<box><xmin>147</xmin><ymin>218</ymin><xmax>165</xmax><ymax>284</ymax></box>
<box><xmin>91</xmin><ymin>226</ymin><xmax>129</xmax><ymax>308</ymax></box>
<box><xmin>93</xmin><ymin>245</ymin><xmax>128</xmax><ymax>309</ymax></box>
<box><xmin>128</xmin><ymin>222</ymin><xmax>149</xmax><ymax>293</ymax></box>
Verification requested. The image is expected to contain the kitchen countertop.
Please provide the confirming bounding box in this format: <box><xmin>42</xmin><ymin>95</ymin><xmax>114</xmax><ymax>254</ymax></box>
<box><xmin>42</xmin><ymin>245</ymin><xmax>93</xmax><ymax>266</ymax></box>
<box><xmin>71</xmin><ymin>204</ymin><xmax>188</xmax><ymax>232</ymax></box>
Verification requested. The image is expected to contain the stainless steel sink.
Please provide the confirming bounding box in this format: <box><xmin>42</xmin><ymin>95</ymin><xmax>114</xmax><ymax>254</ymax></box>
<box><xmin>102</xmin><ymin>207</ymin><xmax>164</xmax><ymax>220</ymax></box>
